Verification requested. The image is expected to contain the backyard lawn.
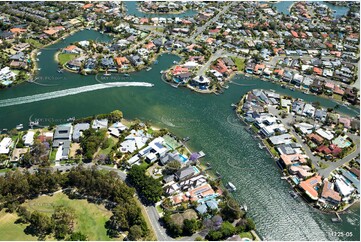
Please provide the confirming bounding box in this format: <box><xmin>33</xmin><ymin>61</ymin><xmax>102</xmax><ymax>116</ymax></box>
<box><xmin>231</xmin><ymin>57</ymin><xmax>246</xmax><ymax>71</ymax></box>
<box><xmin>58</xmin><ymin>53</ymin><xmax>78</xmax><ymax>66</ymax></box>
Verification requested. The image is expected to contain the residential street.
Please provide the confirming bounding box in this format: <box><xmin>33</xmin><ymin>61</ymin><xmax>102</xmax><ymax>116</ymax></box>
<box><xmin>268</xmin><ymin>106</ymin><xmax>360</xmax><ymax>178</ymax></box>
<box><xmin>189</xmin><ymin>2</ymin><xmax>236</xmax><ymax>42</ymax></box>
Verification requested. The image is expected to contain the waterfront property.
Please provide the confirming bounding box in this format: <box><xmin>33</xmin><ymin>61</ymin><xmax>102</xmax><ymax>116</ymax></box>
<box><xmin>237</xmin><ymin>89</ymin><xmax>360</xmax><ymax>212</ymax></box>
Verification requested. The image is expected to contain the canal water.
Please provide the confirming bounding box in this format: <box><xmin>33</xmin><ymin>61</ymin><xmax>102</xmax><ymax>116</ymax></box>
<box><xmin>271</xmin><ymin>1</ymin><xmax>350</xmax><ymax>17</ymax></box>
<box><xmin>124</xmin><ymin>1</ymin><xmax>198</xmax><ymax>18</ymax></box>
<box><xmin>0</xmin><ymin>28</ymin><xmax>359</xmax><ymax>241</ymax></box>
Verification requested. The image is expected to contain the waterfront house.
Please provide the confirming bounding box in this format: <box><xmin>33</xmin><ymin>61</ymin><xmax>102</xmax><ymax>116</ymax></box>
<box><xmin>289</xmin><ymin>165</ymin><xmax>314</xmax><ymax>179</ymax></box>
<box><xmin>160</xmin><ymin>151</ymin><xmax>183</xmax><ymax>165</ymax></box>
<box><xmin>63</xmin><ymin>45</ymin><xmax>83</xmax><ymax>54</ymax></box>
<box><xmin>280</xmin><ymin>153</ymin><xmax>308</xmax><ymax>167</ymax></box>
<box><xmin>72</xmin><ymin>123</ymin><xmax>90</xmax><ymax>142</ymax></box>
<box><xmin>66</xmin><ymin>57</ymin><xmax>83</xmax><ymax>71</ymax></box>
<box><xmin>320</xmin><ymin>179</ymin><xmax>341</xmax><ymax>205</ymax></box>
<box><xmin>92</xmin><ymin>119</ymin><xmax>108</xmax><ymax>130</ymax></box>
<box><xmin>175</xmin><ymin>166</ymin><xmax>196</xmax><ymax>181</ymax></box>
<box><xmin>0</xmin><ymin>137</ymin><xmax>13</xmax><ymax>154</ymax></box>
<box><xmin>23</xmin><ymin>131</ymin><xmax>35</xmax><ymax>146</ymax></box>
<box><xmin>334</xmin><ymin>174</ymin><xmax>355</xmax><ymax>197</ymax></box>
<box><xmin>299</xmin><ymin>175</ymin><xmax>322</xmax><ymax>200</ymax></box>
<box><xmin>190</xmin><ymin>75</ymin><xmax>210</xmax><ymax>90</ymax></box>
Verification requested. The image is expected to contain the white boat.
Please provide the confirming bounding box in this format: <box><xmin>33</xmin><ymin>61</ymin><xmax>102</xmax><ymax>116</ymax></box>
<box><xmin>123</xmin><ymin>73</ymin><xmax>130</xmax><ymax>77</ymax></box>
<box><xmin>146</xmin><ymin>67</ymin><xmax>152</xmax><ymax>71</ymax></box>
<box><xmin>173</xmin><ymin>61</ymin><xmax>178</xmax><ymax>64</ymax></box>
<box><xmin>37</xmin><ymin>52</ymin><xmax>42</xmax><ymax>56</ymax></box>
<box><xmin>16</xmin><ymin>124</ymin><xmax>23</xmax><ymax>130</ymax></box>
<box><xmin>160</xmin><ymin>70</ymin><xmax>164</xmax><ymax>74</ymax></box>
<box><xmin>228</xmin><ymin>182</ymin><xmax>236</xmax><ymax>192</ymax></box>
<box><xmin>242</xmin><ymin>204</ymin><xmax>248</xmax><ymax>212</ymax></box>
<box><xmin>36</xmin><ymin>58</ymin><xmax>39</xmax><ymax>61</ymax></box>
<box><xmin>37</xmin><ymin>68</ymin><xmax>41</xmax><ymax>71</ymax></box>
<box><xmin>103</xmin><ymin>73</ymin><xmax>111</xmax><ymax>76</ymax></box>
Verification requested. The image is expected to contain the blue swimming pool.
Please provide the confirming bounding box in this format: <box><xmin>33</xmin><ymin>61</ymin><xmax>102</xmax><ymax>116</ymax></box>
<box><xmin>179</xmin><ymin>154</ymin><xmax>188</xmax><ymax>163</ymax></box>
<box><xmin>292</xmin><ymin>177</ymin><xmax>300</xmax><ymax>185</ymax></box>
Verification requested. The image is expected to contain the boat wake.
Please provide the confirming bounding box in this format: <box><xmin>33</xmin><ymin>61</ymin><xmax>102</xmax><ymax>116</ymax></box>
<box><xmin>0</xmin><ymin>82</ymin><xmax>153</xmax><ymax>107</ymax></box>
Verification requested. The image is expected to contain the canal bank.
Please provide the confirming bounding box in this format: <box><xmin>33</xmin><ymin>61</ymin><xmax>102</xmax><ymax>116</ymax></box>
<box><xmin>0</xmin><ymin>29</ymin><xmax>359</xmax><ymax>241</ymax></box>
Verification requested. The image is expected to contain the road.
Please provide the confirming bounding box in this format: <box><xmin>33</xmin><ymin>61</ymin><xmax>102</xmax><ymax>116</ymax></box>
<box><xmin>268</xmin><ymin>106</ymin><xmax>360</xmax><ymax>178</ymax></box>
<box><xmin>189</xmin><ymin>2</ymin><xmax>236</xmax><ymax>42</ymax></box>
<box><xmin>97</xmin><ymin>165</ymin><xmax>172</xmax><ymax>241</ymax></box>
<box><xmin>197</xmin><ymin>49</ymin><xmax>224</xmax><ymax>76</ymax></box>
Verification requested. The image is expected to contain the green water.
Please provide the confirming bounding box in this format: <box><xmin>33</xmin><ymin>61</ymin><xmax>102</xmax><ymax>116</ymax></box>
<box><xmin>0</xmin><ymin>30</ymin><xmax>359</xmax><ymax>241</ymax></box>
<box><xmin>124</xmin><ymin>1</ymin><xmax>198</xmax><ymax>18</ymax></box>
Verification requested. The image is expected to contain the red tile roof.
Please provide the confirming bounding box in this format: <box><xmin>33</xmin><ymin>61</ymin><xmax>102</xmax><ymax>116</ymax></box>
<box><xmin>299</xmin><ymin>175</ymin><xmax>322</xmax><ymax>200</ymax></box>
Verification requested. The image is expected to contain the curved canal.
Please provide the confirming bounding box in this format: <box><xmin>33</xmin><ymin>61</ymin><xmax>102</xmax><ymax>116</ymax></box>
<box><xmin>0</xmin><ymin>29</ymin><xmax>359</xmax><ymax>241</ymax></box>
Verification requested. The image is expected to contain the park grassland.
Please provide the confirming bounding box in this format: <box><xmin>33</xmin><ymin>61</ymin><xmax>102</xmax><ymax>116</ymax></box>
<box><xmin>0</xmin><ymin>210</ymin><xmax>37</xmax><ymax>241</ymax></box>
<box><xmin>0</xmin><ymin>192</ymin><xmax>123</xmax><ymax>241</ymax></box>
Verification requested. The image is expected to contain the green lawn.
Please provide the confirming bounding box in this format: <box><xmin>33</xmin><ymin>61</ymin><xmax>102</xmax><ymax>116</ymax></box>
<box><xmin>21</xmin><ymin>192</ymin><xmax>120</xmax><ymax>241</ymax></box>
<box><xmin>25</xmin><ymin>39</ymin><xmax>43</xmax><ymax>48</ymax></box>
<box><xmin>0</xmin><ymin>210</ymin><xmax>37</xmax><ymax>241</ymax></box>
<box><xmin>58</xmin><ymin>53</ymin><xmax>78</xmax><ymax>66</ymax></box>
<box><xmin>49</xmin><ymin>148</ymin><xmax>57</xmax><ymax>161</ymax></box>
<box><xmin>231</xmin><ymin>57</ymin><xmax>245</xmax><ymax>71</ymax></box>
<box><xmin>239</xmin><ymin>232</ymin><xmax>253</xmax><ymax>240</ymax></box>
<box><xmin>99</xmin><ymin>137</ymin><xmax>117</xmax><ymax>156</ymax></box>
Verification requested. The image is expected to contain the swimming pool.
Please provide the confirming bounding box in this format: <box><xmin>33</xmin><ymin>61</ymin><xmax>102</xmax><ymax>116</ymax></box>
<box><xmin>179</xmin><ymin>154</ymin><xmax>189</xmax><ymax>163</ymax></box>
<box><xmin>291</xmin><ymin>177</ymin><xmax>300</xmax><ymax>185</ymax></box>
<box><xmin>193</xmin><ymin>166</ymin><xmax>200</xmax><ymax>174</ymax></box>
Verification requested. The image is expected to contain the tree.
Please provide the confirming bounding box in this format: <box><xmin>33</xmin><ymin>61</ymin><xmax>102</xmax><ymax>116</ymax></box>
<box><xmin>27</xmin><ymin>211</ymin><xmax>53</xmax><ymax>239</ymax></box>
<box><xmin>127</xmin><ymin>165</ymin><xmax>163</xmax><ymax>204</ymax></box>
<box><xmin>219</xmin><ymin>221</ymin><xmax>236</xmax><ymax>238</ymax></box>
<box><xmin>67</xmin><ymin>232</ymin><xmax>88</xmax><ymax>241</ymax></box>
<box><xmin>183</xmin><ymin>219</ymin><xmax>200</xmax><ymax>236</ymax></box>
<box><xmin>245</xmin><ymin>218</ymin><xmax>255</xmax><ymax>231</ymax></box>
<box><xmin>206</xmin><ymin>230</ymin><xmax>223</xmax><ymax>241</ymax></box>
<box><xmin>164</xmin><ymin>160</ymin><xmax>181</xmax><ymax>175</ymax></box>
<box><xmin>52</xmin><ymin>206</ymin><xmax>75</xmax><ymax>239</ymax></box>
<box><xmin>220</xmin><ymin>198</ymin><xmax>244</xmax><ymax>222</ymax></box>
<box><xmin>109</xmin><ymin>110</ymin><xmax>123</xmax><ymax>123</ymax></box>
<box><xmin>128</xmin><ymin>225</ymin><xmax>143</xmax><ymax>241</ymax></box>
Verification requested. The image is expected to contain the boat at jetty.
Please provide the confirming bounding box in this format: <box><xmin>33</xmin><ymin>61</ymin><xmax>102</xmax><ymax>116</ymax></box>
<box><xmin>228</xmin><ymin>182</ymin><xmax>237</xmax><ymax>192</ymax></box>
<box><xmin>37</xmin><ymin>52</ymin><xmax>41</xmax><ymax>56</ymax></box>
<box><xmin>146</xmin><ymin>67</ymin><xmax>152</xmax><ymax>71</ymax></box>
<box><xmin>16</xmin><ymin>124</ymin><xmax>23</xmax><ymax>130</ymax></box>
<box><xmin>123</xmin><ymin>73</ymin><xmax>130</xmax><ymax>77</ymax></box>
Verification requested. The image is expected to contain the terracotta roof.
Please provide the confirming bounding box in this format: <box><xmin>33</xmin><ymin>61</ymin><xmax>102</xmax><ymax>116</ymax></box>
<box><xmin>10</xmin><ymin>28</ymin><xmax>27</xmax><ymax>34</ymax></box>
<box><xmin>321</xmin><ymin>180</ymin><xmax>341</xmax><ymax>202</ymax></box>
<box><xmin>307</xmin><ymin>133</ymin><xmax>324</xmax><ymax>144</ymax></box>
<box><xmin>280</xmin><ymin>154</ymin><xmax>307</xmax><ymax>166</ymax></box>
<box><xmin>299</xmin><ymin>175</ymin><xmax>322</xmax><ymax>200</ymax></box>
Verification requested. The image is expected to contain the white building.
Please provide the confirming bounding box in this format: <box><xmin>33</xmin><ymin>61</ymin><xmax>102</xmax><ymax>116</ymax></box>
<box><xmin>0</xmin><ymin>137</ymin><xmax>12</xmax><ymax>154</ymax></box>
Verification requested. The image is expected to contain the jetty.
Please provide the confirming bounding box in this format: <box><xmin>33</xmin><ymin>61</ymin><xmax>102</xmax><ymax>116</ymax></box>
<box><xmin>331</xmin><ymin>212</ymin><xmax>342</xmax><ymax>222</ymax></box>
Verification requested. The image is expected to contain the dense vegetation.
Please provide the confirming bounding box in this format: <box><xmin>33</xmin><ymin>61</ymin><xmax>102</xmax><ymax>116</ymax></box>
<box><xmin>127</xmin><ymin>165</ymin><xmax>164</xmax><ymax>204</ymax></box>
<box><xmin>0</xmin><ymin>166</ymin><xmax>149</xmax><ymax>240</ymax></box>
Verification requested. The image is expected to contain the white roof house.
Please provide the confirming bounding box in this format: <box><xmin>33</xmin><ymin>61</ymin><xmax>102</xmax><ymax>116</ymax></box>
<box><xmin>335</xmin><ymin>175</ymin><xmax>355</xmax><ymax>197</ymax></box>
<box><xmin>23</xmin><ymin>131</ymin><xmax>35</xmax><ymax>146</ymax></box>
<box><xmin>0</xmin><ymin>137</ymin><xmax>12</xmax><ymax>154</ymax></box>
<box><xmin>316</xmin><ymin>128</ymin><xmax>334</xmax><ymax>141</ymax></box>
